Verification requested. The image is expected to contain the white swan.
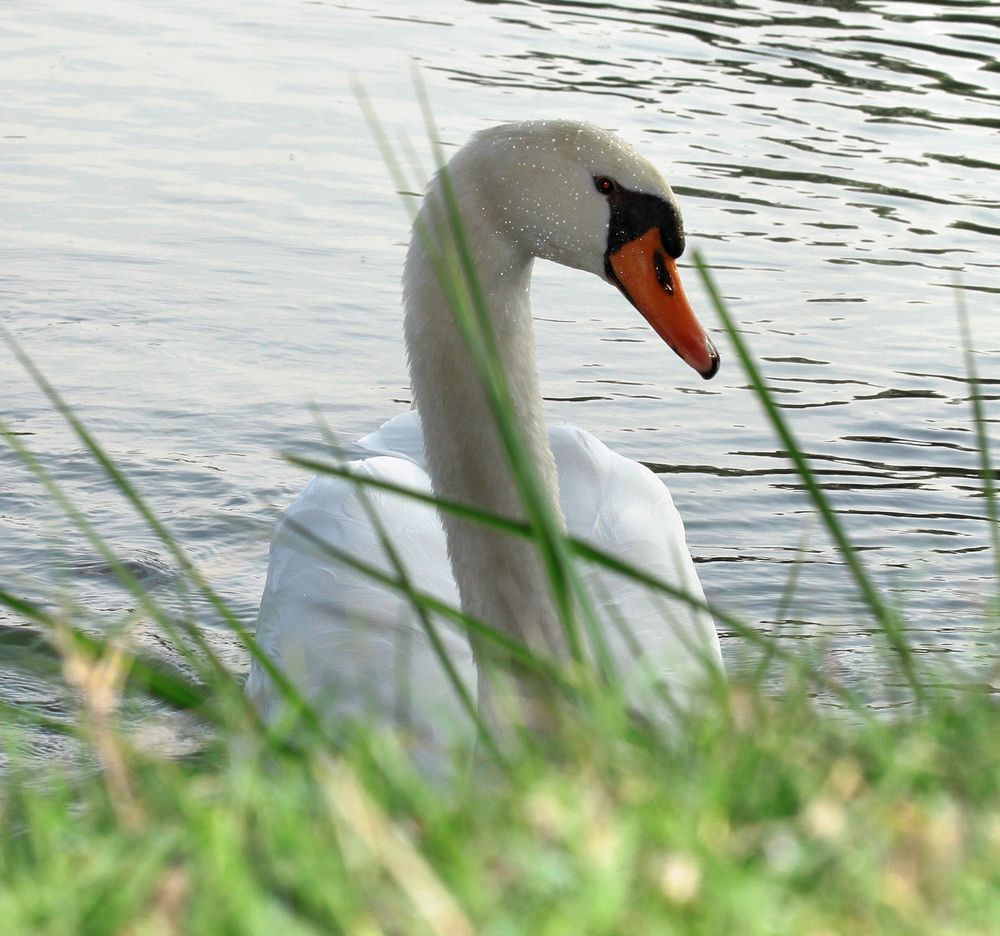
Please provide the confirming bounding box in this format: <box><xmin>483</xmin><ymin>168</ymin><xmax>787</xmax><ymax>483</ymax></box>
<box><xmin>246</xmin><ymin>120</ymin><xmax>723</xmax><ymax>753</ymax></box>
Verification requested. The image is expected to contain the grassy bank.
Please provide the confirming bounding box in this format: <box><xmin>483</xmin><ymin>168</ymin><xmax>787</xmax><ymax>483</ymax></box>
<box><xmin>1</xmin><ymin>663</ymin><xmax>999</xmax><ymax>933</ymax></box>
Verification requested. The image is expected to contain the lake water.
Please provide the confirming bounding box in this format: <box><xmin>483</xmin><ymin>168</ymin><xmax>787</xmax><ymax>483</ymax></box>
<box><xmin>3</xmin><ymin>0</ymin><xmax>999</xmax><ymax>725</ymax></box>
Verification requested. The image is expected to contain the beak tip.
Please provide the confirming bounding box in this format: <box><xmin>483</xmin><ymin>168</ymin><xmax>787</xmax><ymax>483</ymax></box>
<box><xmin>698</xmin><ymin>338</ymin><xmax>721</xmax><ymax>380</ymax></box>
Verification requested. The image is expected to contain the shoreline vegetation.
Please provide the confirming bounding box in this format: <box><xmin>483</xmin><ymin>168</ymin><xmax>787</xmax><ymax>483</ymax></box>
<box><xmin>2</xmin><ymin>112</ymin><xmax>998</xmax><ymax>932</ymax></box>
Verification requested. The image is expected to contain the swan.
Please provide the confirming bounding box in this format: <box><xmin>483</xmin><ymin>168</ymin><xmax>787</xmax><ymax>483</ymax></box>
<box><xmin>246</xmin><ymin>120</ymin><xmax>723</xmax><ymax>754</ymax></box>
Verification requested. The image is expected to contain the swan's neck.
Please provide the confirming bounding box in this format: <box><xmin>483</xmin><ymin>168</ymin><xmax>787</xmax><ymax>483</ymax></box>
<box><xmin>403</xmin><ymin>181</ymin><xmax>566</xmax><ymax>663</ymax></box>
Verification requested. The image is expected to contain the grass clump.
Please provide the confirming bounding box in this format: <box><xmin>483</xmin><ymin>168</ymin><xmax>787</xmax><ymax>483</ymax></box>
<box><xmin>1</xmin><ymin>674</ymin><xmax>999</xmax><ymax>934</ymax></box>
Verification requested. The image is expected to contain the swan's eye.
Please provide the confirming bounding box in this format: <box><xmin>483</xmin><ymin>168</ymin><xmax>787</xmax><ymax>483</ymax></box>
<box><xmin>594</xmin><ymin>176</ymin><xmax>616</xmax><ymax>195</ymax></box>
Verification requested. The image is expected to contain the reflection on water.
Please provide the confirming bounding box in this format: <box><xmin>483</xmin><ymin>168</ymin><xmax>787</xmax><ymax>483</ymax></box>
<box><xmin>2</xmin><ymin>0</ymin><xmax>998</xmax><ymax>723</ymax></box>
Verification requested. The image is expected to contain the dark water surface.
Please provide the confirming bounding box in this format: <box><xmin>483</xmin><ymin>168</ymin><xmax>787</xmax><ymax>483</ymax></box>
<box><xmin>3</xmin><ymin>0</ymin><xmax>999</xmax><ymax>725</ymax></box>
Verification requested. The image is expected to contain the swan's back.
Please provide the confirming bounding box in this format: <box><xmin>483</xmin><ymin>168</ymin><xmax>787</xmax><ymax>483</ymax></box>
<box><xmin>248</xmin><ymin>412</ymin><xmax>721</xmax><ymax>747</ymax></box>
<box><xmin>549</xmin><ymin>424</ymin><xmax>721</xmax><ymax>697</ymax></box>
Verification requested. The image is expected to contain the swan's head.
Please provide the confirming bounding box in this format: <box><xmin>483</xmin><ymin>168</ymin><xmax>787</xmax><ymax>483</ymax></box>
<box><xmin>453</xmin><ymin>120</ymin><xmax>719</xmax><ymax>379</ymax></box>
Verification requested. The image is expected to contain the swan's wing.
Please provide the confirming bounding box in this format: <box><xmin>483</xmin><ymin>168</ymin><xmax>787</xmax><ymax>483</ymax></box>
<box><xmin>549</xmin><ymin>426</ymin><xmax>722</xmax><ymax>712</ymax></box>
<box><xmin>357</xmin><ymin>410</ymin><xmax>427</xmax><ymax>468</ymax></box>
<box><xmin>247</xmin><ymin>454</ymin><xmax>475</xmax><ymax>756</ymax></box>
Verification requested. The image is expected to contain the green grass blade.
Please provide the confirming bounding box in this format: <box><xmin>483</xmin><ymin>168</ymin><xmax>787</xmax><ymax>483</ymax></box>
<box><xmin>286</xmin><ymin>450</ymin><xmax>864</xmax><ymax>712</ymax></box>
<box><xmin>410</xmin><ymin>78</ymin><xmax>600</xmax><ymax>671</ymax></box>
<box><xmin>307</xmin><ymin>414</ymin><xmax>505</xmax><ymax>764</ymax></box>
<box><xmin>286</xmin><ymin>454</ymin><xmax>533</xmax><ymax>539</ymax></box>
<box><xmin>277</xmin><ymin>515</ymin><xmax>568</xmax><ymax>686</ymax></box>
<box><xmin>692</xmin><ymin>250</ymin><xmax>924</xmax><ymax>702</ymax></box>
<box><xmin>0</xmin><ymin>697</ymin><xmax>76</xmax><ymax>736</ymax></box>
<box><xmin>0</xmin><ymin>588</ymin><xmax>207</xmax><ymax>711</ymax></box>
<box><xmin>956</xmin><ymin>287</ymin><xmax>1000</xmax><ymax>599</ymax></box>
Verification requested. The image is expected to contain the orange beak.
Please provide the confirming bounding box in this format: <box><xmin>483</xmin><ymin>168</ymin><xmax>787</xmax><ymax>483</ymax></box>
<box><xmin>607</xmin><ymin>228</ymin><xmax>720</xmax><ymax>379</ymax></box>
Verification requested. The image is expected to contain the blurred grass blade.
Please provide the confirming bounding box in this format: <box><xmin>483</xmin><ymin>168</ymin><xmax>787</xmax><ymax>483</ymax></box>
<box><xmin>317</xmin><ymin>756</ymin><xmax>476</xmax><ymax>936</ymax></box>
<box><xmin>956</xmin><ymin>287</ymin><xmax>1000</xmax><ymax>598</ymax></box>
<box><xmin>279</xmin><ymin>514</ymin><xmax>567</xmax><ymax>686</ymax></box>
<box><xmin>0</xmin><ymin>589</ymin><xmax>207</xmax><ymax>711</ymax></box>
<box><xmin>749</xmin><ymin>522</ymin><xmax>815</xmax><ymax>687</ymax></box>
<box><xmin>286</xmin><ymin>454</ymin><xmax>532</xmax><ymax>541</ymax></box>
<box><xmin>0</xmin><ymin>697</ymin><xmax>76</xmax><ymax>736</ymax></box>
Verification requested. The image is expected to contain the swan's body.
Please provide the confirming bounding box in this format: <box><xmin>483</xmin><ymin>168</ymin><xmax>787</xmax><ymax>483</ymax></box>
<box><xmin>247</xmin><ymin>120</ymin><xmax>723</xmax><ymax>752</ymax></box>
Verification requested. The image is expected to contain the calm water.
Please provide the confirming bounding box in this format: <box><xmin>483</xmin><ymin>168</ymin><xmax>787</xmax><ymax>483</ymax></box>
<box><xmin>3</xmin><ymin>0</ymin><xmax>999</xmax><ymax>725</ymax></box>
